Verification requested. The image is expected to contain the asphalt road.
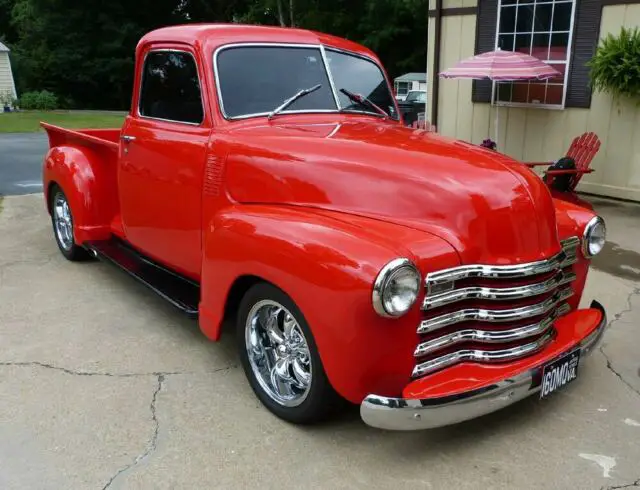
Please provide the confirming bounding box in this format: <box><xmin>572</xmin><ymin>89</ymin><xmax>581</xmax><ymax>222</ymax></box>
<box><xmin>1</xmin><ymin>193</ymin><xmax>639</xmax><ymax>489</ymax></box>
<box><xmin>0</xmin><ymin>133</ymin><xmax>48</xmax><ymax>196</ymax></box>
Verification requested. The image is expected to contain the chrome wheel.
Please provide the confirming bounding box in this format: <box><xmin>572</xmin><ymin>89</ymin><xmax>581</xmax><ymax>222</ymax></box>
<box><xmin>53</xmin><ymin>193</ymin><xmax>74</xmax><ymax>251</ymax></box>
<box><xmin>245</xmin><ymin>300</ymin><xmax>313</xmax><ymax>407</ymax></box>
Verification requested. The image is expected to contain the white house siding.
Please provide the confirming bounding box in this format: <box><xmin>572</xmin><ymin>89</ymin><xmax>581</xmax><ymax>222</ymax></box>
<box><xmin>0</xmin><ymin>49</ymin><xmax>18</xmax><ymax>102</ymax></box>
<box><xmin>427</xmin><ymin>0</ymin><xmax>640</xmax><ymax>202</ymax></box>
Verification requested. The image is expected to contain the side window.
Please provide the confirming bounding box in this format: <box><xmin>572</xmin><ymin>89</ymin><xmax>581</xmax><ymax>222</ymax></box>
<box><xmin>139</xmin><ymin>51</ymin><xmax>204</xmax><ymax>124</ymax></box>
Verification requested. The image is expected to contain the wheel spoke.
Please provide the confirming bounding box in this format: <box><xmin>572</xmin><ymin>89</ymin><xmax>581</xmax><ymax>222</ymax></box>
<box><xmin>270</xmin><ymin>359</ymin><xmax>294</xmax><ymax>398</ymax></box>
<box><xmin>260</xmin><ymin>307</ymin><xmax>284</xmax><ymax>345</ymax></box>
<box><xmin>292</xmin><ymin>358</ymin><xmax>311</xmax><ymax>387</ymax></box>
<box><xmin>283</xmin><ymin>313</ymin><xmax>296</xmax><ymax>338</ymax></box>
<box><xmin>266</xmin><ymin>323</ymin><xmax>285</xmax><ymax>346</ymax></box>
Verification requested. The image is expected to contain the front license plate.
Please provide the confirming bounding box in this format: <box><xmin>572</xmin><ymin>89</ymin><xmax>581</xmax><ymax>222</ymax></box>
<box><xmin>540</xmin><ymin>349</ymin><xmax>581</xmax><ymax>399</ymax></box>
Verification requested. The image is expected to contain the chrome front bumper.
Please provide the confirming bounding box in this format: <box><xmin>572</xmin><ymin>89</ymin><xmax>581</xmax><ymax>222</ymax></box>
<box><xmin>361</xmin><ymin>300</ymin><xmax>607</xmax><ymax>431</ymax></box>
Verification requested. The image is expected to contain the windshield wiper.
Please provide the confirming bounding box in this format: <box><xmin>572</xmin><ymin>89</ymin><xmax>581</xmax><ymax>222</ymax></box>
<box><xmin>339</xmin><ymin>88</ymin><xmax>388</xmax><ymax>119</ymax></box>
<box><xmin>267</xmin><ymin>84</ymin><xmax>322</xmax><ymax>120</ymax></box>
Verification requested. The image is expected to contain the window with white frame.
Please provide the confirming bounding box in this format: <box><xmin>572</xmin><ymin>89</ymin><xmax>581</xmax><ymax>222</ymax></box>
<box><xmin>395</xmin><ymin>81</ymin><xmax>410</xmax><ymax>96</ymax></box>
<box><xmin>494</xmin><ymin>0</ymin><xmax>577</xmax><ymax>107</ymax></box>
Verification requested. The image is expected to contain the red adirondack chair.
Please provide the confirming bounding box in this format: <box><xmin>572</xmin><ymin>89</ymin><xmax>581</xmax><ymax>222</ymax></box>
<box><xmin>525</xmin><ymin>132</ymin><xmax>601</xmax><ymax>192</ymax></box>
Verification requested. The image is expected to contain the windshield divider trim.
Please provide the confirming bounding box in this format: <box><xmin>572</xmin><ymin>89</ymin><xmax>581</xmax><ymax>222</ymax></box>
<box><xmin>319</xmin><ymin>44</ymin><xmax>342</xmax><ymax>110</ymax></box>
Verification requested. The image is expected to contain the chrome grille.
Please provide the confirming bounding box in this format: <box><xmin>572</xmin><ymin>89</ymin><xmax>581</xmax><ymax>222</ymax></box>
<box><xmin>413</xmin><ymin>237</ymin><xmax>579</xmax><ymax>378</ymax></box>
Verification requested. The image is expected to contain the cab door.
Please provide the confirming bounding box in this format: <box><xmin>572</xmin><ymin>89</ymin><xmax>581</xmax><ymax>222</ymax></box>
<box><xmin>119</xmin><ymin>48</ymin><xmax>211</xmax><ymax>280</ymax></box>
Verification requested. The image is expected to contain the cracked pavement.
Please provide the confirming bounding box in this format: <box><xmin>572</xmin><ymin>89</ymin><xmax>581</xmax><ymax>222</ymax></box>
<box><xmin>1</xmin><ymin>193</ymin><xmax>639</xmax><ymax>489</ymax></box>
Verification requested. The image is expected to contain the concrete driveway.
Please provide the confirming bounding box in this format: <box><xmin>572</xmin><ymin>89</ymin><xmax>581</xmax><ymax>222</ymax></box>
<box><xmin>0</xmin><ymin>133</ymin><xmax>48</xmax><ymax>196</ymax></box>
<box><xmin>1</xmin><ymin>193</ymin><xmax>639</xmax><ymax>490</ymax></box>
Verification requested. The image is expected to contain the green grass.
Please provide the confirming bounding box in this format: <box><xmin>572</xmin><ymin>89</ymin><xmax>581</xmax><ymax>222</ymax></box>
<box><xmin>0</xmin><ymin>111</ymin><xmax>125</xmax><ymax>133</ymax></box>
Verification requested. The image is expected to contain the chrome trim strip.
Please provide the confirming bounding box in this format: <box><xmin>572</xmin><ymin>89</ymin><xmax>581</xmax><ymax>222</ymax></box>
<box><xmin>561</xmin><ymin>236</ymin><xmax>580</xmax><ymax>251</ymax></box>
<box><xmin>426</xmin><ymin>251</ymin><xmax>568</xmax><ymax>289</ymax></box>
<box><xmin>414</xmin><ymin>303</ymin><xmax>571</xmax><ymax>358</ymax></box>
<box><xmin>425</xmin><ymin>237</ymin><xmax>580</xmax><ymax>291</ymax></box>
<box><xmin>418</xmin><ymin>287</ymin><xmax>574</xmax><ymax>334</ymax></box>
<box><xmin>412</xmin><ymin>331</ymin><xmax>555</xmax><ymax>378</ymax></box>
<box><xmin>422</xmin><ymin>271</ymin><xmax>576</xmax><ymax>310</ymax></box>
<box><xmin>320</xmin><ymin>44</ymin><xmax>342</xmax><ymax>110</ymax></box>
<box><xmin>360</xmin><ymin>300</ymin><xmax>607</xmax><ymax>430</ymax></box>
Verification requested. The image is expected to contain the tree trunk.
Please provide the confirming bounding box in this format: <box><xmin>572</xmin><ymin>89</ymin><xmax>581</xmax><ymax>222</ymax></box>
<box><xmin>289</xmin><ymin>0</ymin><xmax>294</xmax><ymax>26</ymax></box>
<box><xmin>276</xmin><ymin>0</ymin><xmax>286</xmax><ymax>26</ymax></box>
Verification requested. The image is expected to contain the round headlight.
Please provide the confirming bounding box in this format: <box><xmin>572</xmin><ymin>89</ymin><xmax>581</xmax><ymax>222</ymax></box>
<box><xmin>372</xmin><ymin>258</ymin><xmax>421</xmax><ymax>318</ymax></box>
<box><xmin>583</xmin><ymin>216</ymin><xmax>606</xmax><ymax>258</ymax></box>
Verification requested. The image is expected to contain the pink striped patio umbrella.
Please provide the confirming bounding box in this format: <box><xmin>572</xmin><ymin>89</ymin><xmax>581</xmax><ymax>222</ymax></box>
<box><xmin>440</xmin><ymin>50</ymin><xmax>560</xmax><ymax>147</ymax></box>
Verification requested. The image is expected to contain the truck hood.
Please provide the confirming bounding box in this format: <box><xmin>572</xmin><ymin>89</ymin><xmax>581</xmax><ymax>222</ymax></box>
<box><xmin>224</xmin><ymin>120</ymin><xmax>559</xmax><ymax>264</ymax></box>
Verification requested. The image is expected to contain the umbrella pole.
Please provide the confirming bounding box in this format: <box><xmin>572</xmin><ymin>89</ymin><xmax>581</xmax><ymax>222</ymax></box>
<box><xmin>495</xmin><ymin>104</ymin><xmax>499</xmax><ymax>149</ymax></box>
<box><xmin>491</xmin><ymin>80</ymin><xmax>499</xmax><ymax>149</ymax></box>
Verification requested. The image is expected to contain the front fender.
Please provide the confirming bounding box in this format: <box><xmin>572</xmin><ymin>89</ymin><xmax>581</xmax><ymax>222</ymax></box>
<box><xmin>43</xmin><ymin>145</ymin><xmax>117</xmax><ymax>243</ymax></box>
<box><xmin>199</xmin><ymin>204</ymin><xmax>459</xmax><ymax>403</ymax></box>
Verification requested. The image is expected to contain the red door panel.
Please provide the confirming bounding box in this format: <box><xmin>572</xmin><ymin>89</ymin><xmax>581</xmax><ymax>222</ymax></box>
<box><xmin>119</xmin><ymin>115</ymin><xmax>210</xmax><ymax>280</ymax></box>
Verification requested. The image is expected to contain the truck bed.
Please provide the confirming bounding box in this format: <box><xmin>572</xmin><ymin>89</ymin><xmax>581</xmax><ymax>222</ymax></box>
<box><xmin>41</xmin><ymin>123</ymin><xmax>121</xmax><ymax>151</ymax></box>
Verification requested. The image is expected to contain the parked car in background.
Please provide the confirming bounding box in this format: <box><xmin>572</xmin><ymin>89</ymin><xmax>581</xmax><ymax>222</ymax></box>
<box><xmin>42</xmin><ymin>24</ymin><xmax>608</xmax><ymax>431</ymax></box>
<box><xmin>398</xmin><ymin>90</ymin><xmax>426</xmax><ymax>126</ymax></box>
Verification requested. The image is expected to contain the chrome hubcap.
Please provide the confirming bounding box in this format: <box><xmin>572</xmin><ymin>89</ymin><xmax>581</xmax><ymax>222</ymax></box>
<box><xmin>245</xmin><ymin>300</ymin><xmax>312</xmax><ymax>407</ymax></box>
<box><xmin>53</xmin><ymin>193</ymin><xmax>73</xmax><ymax>251</ymax></box>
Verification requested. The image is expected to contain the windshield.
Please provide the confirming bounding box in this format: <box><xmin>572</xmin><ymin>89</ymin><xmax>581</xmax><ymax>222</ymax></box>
<box><xmin>405</xmin><ymin>91</ymin><xmax>426</xmax><ymax>103</ymax></box>
<box><xmin>324</xmin><ymin>49</ymin><xmax>398</xmax><ymax>120</ymax></box>
<box><xmin>216</xmin><ymin>46</ymin><xmax>336</xmax><ymax>118</ymax></box>
<box><xmin>215</xmin><ymin>44</ymin><xmax>398</xmax><ymax>120</ymax></box>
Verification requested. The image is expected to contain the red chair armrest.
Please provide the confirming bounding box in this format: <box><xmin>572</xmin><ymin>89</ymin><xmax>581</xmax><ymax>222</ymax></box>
<box><xmin>524</xmin><ymin>162</ymin><xmax>553</xmax><ymax>168</ymax></box>
<box><xmin>545</xmin><ymin>169</ymin><xmax>594</xmax><ymax>176</ymax></box>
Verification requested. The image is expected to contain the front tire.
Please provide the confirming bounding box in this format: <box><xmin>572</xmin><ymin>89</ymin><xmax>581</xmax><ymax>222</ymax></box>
<box><xmin>237</xmin><ymin>283</ymin><xmax>341</xmax><ymax>424</ymax></box>
<box><xmin>50</xmin><ymin>187</ymin><xmax>90</xmax><ymax>261</ymax></box>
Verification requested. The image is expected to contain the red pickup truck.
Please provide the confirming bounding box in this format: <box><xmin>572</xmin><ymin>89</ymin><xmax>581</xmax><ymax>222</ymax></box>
<box><xmin>42</xmin><ymin>24</ymin><xmax>608</xmax><ymax>430</ymax></box>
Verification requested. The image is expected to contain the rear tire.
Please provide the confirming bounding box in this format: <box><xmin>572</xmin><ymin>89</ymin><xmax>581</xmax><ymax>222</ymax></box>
<box><xmin>50</xmin><ymin>186</ymin><xmax>91</xmax><ymax>261</ymax></box>
<box><xmin>237</xmin><ymin>283</ymin><xmax>342</xmax><ymax>424</ymax></box>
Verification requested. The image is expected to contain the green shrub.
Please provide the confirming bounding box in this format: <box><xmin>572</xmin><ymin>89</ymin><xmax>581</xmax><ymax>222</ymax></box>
<box><xmin>18</xmin><ymin>90</ymin><xmax>59</xmax><ymax>110</ymax></box>
<box><xmin>589</xmin><ymin>27</ymin><xmax>640</xmax><ymax>101</ymax></box>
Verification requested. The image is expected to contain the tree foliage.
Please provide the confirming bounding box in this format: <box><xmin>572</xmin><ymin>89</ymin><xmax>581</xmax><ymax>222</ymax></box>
<box><xmin>1</xmin><ymin>0</ymin><xmax>427</xmax><ymax>109</ymax></box>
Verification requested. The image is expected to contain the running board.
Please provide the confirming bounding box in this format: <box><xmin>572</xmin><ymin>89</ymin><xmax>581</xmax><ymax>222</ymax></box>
<box><xmin>85</xmin><ymin>238</ymin><xmax>199</xmax><ymax>318</ymax></box>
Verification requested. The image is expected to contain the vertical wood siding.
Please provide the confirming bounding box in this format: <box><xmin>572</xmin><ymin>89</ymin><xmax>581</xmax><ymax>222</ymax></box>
<box><xmin>0</xmin><ymin>53</ymin><xmax>16</xmax><ymax>98</ymax></box>
<box><xmin>428</xmin><ymin>4</ymin><xmax>640</xmax><ymax>202</ymax></box>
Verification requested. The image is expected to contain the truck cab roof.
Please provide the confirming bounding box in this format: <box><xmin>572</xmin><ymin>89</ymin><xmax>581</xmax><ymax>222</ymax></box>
<box><xmin>139</xmin><ymin>23</ymin><xmax>377</xmax><ymax>60</ymax></box>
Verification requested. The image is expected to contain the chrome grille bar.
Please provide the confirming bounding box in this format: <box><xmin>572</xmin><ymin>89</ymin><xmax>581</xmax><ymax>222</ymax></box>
<box><xmin>422</xmin><ymin>271</ymin><xmax>576</xmax><ymax>310</ymax></box>
<box><xmin>414</xmin><ymin>303</ymin><xmax>571</xmax><ymax>357</ymax></box>
<box><xmin>412</xmin><ymin>331</ymin><xmax>555</xmax><ymax>378</ymax></box>
<box><xmin>425</xmin><ymin>237</ymin><xmax>580</xmax><ymax>293</ymax></box>
<box><xmin>418</xmin><ymin>287</ymin><xmax>573</xmax><ymax>334</ymax></box>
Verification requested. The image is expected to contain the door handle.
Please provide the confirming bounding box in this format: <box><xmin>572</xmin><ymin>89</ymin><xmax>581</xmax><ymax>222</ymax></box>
<box><xmin>121</xmin><ymin>135</ymin><xmax>136</xmax><ymax>143</ymax></box>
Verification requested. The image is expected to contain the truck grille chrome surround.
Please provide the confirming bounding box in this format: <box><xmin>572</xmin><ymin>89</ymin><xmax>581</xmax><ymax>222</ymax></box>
<box><xmin>413</xmin><ymin>237</ymin><xmax>579</xmax><ymax>379</ymax></box>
